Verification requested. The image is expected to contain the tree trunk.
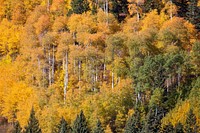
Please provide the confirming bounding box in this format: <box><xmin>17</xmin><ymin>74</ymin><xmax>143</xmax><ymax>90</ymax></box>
<box><xmin>78</xmin><ymin>59</ymin><xmax>81</xmax><ymax>89</ymax></box>
<box><xmin>112</xmin><ymin>71</ymin><xmax>114</xmax><ymax>89</ymax></box>
<box><xmin>85</xmin><ymin>57</ymin><xmax>88</xmax><ymax>82</ymax></box>
<box><xmin>95</xmin><ymin>64</ymin><xmax>98</xmax><ymax>82</ymax></box>
<box><xmin>64</xmin><ymin>52</ymin><xmax>68</xmax><ymax>104</ymax></box>
<box><xmin>48</xmin><ymin>45</ymin><xmax>51</xmax><ymax>86</ymax></box>
<box><xmin>52</xmin><ymin>45</ymin><xmax>55</xmax><ymax>83</ymax></box>
<box><xmin>170</xmin><ymin>0</ymin><xmax>173</xmax><ymax>20</ymax></box>
<box><xmin>106</xmin><ymin>0</ymin><xmax>109</xmax><ymax>25</ymax></box>
<box><xmin>47</xmin><ymin>0</ymin><xmax>50</xmax><ymax>12</ymax></box>
<box><xmin>37</xmin><ymin>57</ymin><xmax>41</xmax><ymax>87</ymax></box>
<box><xmin>103</xmin><ymin>59</ymin><xmax>106</xmax><ymax>81</ymax></box>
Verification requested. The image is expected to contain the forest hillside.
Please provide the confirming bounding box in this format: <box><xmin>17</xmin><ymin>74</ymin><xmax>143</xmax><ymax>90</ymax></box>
<box><xmin>0</xmin><ymin>0</ymin><xmax>200</xmax><ymax>132</ymax></box>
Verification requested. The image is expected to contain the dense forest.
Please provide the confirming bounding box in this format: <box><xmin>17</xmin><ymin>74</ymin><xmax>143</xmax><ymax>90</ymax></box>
<box><xmin>0</xmin><ymin>0</ymin><xmax>200</xmax><ymax>132</ymax></box>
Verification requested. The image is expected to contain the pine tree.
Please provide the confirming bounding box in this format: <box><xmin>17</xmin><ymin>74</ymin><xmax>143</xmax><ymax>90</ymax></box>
<box><xmin>70</xmin><ymin>0</ymin><xmax>90</xmax><ymax>14</ymax></box>
<box><xmin>93</xmin><ymin>119</ymin><xmax>104</xmax><ymax>133</ymax></box>
<box><xmin>110</xmin><ymin>0</ymin><xmax>129</xmax><ymax>21</ymax></box>
<box><xmin>124</xmin><ymin>109</ymin><xmax>141</xmax><ymax>133</ymax></box>
<box><xmin>142</xmin><ymin>0</ymin><xmax>163</xmax><ymax>13</ymax></box>
<box><xmin>143</xmin><ymin>107</ymin><xmax>165</xmax><ymax>133</ymax></box>
<box><xmin>56</xmin><ymin>117</ymin><xmax>70</xmax><ymax>133</ymax></box>
<box><xmin>161</xmin><ymin>123</ymin><xmax>174</xmax><ymax>133</ymax></box>
<box><xmin>185</xmin><ymin>109</ymin><xmax>197</xmax><ymax>133</ymax></box>
<box><xmin>186</xmin><ymin>0</ymin><xmax>200</xmax><ymax>30</ymax></box>
<box><xmin>174</xmin><ymin>122</ymin><xmax>184</xmax><ymax>133</ymax></box>
<box><xmin>71</xmin><ymin>110</ymin><xmax>90</xmax><ymax>133</ymax></box>
<box><xmin>12</xmin><ymin>121</ymin><xmax>22</xmax><ymax>133</ymax></box>
<box><xmin>24</xmin><ymin>108</ymin><xmax>42</xmax><ymax>133</ymax></box>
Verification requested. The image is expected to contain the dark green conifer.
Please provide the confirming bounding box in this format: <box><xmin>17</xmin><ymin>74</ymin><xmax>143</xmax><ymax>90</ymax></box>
<box><xmin>24</xmin><ymin>107</ymin><xmax>42</xmax><ymax>133</ymax></box>
<box><xmin>124</xmin><ymin>109</ymin><xmax>141</xmax><ymax>133</ymax></box>
<box><xmin>143</xmin><ymin>107</ymin><xmax>164</xmax><ymax>133</ymax></box>
<box><xmin>70</xmin><ymin>0</ymin><xmax>90</xmax><ymax>14</ymax></box>
<box><xmin>186</xmin><ymin>0</ymin><xmax>200</xmax><ymax>30</ymax></box>
<box><xmin>174</xmin><ymin>122</ymin><xmax>184</xmax><ymax>133</ymax></box>
<box><xmin>58</xmin><ymin>117</ymin><xmax>70</xmax><ymax>133</ymax></box>
<box><xmin>185</xmin><ymin>109</ymin><xmax>198</xmax><ymax>133</ymax></box>
<box><xmin>161</xmin><ymin>123</ymin><xmax>174</xmax><ymax>133</ymax></box>
<box><xmin>12</xmin><ymin>121</ymin><xmax>22</xmax><ymax>133</ymax></box>
<box><xmin>71</xmin><ymin>110</ymin><xmax>90</xmax><ymax>133</ymax></box>
<box><xmin>93</xmin><ymin>119</ymin><xmax>104</xmax><ymax>133</ymax></box>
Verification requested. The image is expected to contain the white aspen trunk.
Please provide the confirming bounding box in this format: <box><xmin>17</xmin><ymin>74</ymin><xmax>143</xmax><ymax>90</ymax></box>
<box><xmin>63</xmin><ymin>58</ymin><xmax>65</xmax><ymax>71</ymax></box>
<box><xmin>47</xmin><ymin>0</ymin><xmax>50</xmax><ymax>12</ymax></box>
<box><xmin>48</xmin><ymin>45</ymin><xmax>51</xmax><ymax>86</ymax></box>
<box><xmin>37</xmin><ymin>57</ymin><xmax>41</xmax><ymax>87</ymax></box>
<box><xmin>106</xmin><ymin>0</ymin><xmax>109</xmax><ymax>25</ymax></box>
<box><xmin>112</xmin><ymin>71</ymin><xmax>114</xmax><ymax>89</ymax></box>
<box><xmin>136</xmin><ymin>0</ymin><xmax>140</xmax><ymax>22</ymax></box>
<box><xmin>138</xmin><ymin>92</ymin><xmax>141</xmax><ymax>102</ymax></box>
<box><xmin>86</xmin><ymin>57</ymin><xmax>88</xmax><ymax>82</ymax></box>
<box><xmin>137</xmin><ymin>11</ymin><xmax>140</xmax><ymax>22</ymax></box>
<box><xmin>64</xmin><ymin>52</ymin><xmax>68</xmax><ymax>104</ymax></box>
<box><xmin>167</xmin><ymin>78</ymin><xmax>169</xmax><ymax>92</ymax></box>
<box><xmin>155</xmin><ymin>107</ymin><xmax>158</xmax><ymax>116</ymax></box>
<box><xmin>103</xmin><ymin>63</ymin><xmax>106</xmax><ymax>81</ymax></box>
<box><xmin>96</xmin><ymin>65</ymin><xmax>98</xmax><ymax>82</ymax></box>
<box><xmin>78</xmin><ymin>59</ymin><xmax>81</xmax><ymax>89</ymax></box>
<box><xmin>170</xmin><ymin>0</ymin><xmax>173</xmax><ymax>20</ymax></box>
<box><xmin>52</xmin><ymin>45</ymin><xmax>55</xmax><ymax>83</ymax></box>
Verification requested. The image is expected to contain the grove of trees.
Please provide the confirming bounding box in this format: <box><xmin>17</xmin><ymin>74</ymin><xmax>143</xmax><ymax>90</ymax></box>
<box><xmin>0</xmin><ymin>0</ymin><xmax>200</xmax><ymax>132</ymax></box>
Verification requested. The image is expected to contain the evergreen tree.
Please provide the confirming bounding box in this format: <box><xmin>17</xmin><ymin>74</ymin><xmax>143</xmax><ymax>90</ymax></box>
<box><xmin>110</xmin><ymin>0</ymin><xmax>129</xmax><ymax>21</ymax></box>
<box><xmin>124</xmin><ymin>109</ymin><xmax>142</xmax><ymax>133</ymax></box>
<box><xmin>12</xmin><ymin>121</ymin><xmax>22</xmax><ymax>133</ymax></box>
<box><xmin>142</xmin><ymin>0</ymin><xmax>163</xmax><ymax>13</ymax></box>
<box><xmin>143</xmin><ymin>107</ymin><xmax>165</xmax><ymax>133</ymax></box>
<box><xmin>161</xmin><ymin>123</ymin><xmax>174</xmax><ymax>133</ymax></box>
<box><xmin>70</xmin><ymin>0</ymin><xmax>90</xmax><ymax>14</ymax></box>
<box><xmin>72</xmin><ymin>110</ymin><xmax>90</xmax><ymax>133</ymax></box>
<box><xmin>173</xmin><ymin>0</ymin><xmax>189</xmax><ymax>17</ymax></box>
<box><xmin>185</xmin><ymin>109</ymin><xmax>197</xmax><ymax>133</ymax></box>
<box><xmin>56</xmin><ymin>117</ymin><xmax>70</xmax><ymax>133</ymax></box>
<box><xmin>174</xmin><ymin>122</ymin><xmax>184</xmax><ymax>133</ymax></box>
<box><xmin>93</xmin><ymin>119</ymin><xmax>104</xmax><ymax>133</ymax></box>
<box><xmin>186</xmin><ymin>0</ymin><xmax>200</xmax><ymax>30</ymax></box>
<box><xmin>24</xmin><ymin>108</ymin><xmax>42</xmax><ymax>133</ymax></box>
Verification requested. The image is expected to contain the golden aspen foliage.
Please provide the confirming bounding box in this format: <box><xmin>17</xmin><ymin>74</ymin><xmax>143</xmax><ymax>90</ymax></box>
<box><xmin>142</xmin><ymin>10</ymin><xmax>161</xmax><ymax>30</ymax></box>
<box><xmin>34</xmin><ymin>15</ymin><xmax>50</xmax><ymax>35</ymax></box>
<box><xmin>122</xmin><ymin>17</ymin><xmax>141</xmax><ymax>34</ymax></box>
<box><xmin>127</xmin><ymin>0</ymin><xmax>144</xmax><ymax>16</ymax></box>
<box><xmin>161</xmin><ymin>1</ymin><xmax>178</xmax><ymax>19</ymax></box>
<box><xmin>52</xmin><ymin>16</ymin><xmax>68</xmax><ymax>32</ymax></box>
<box><xmin>11</xmin><ymin>1</ymin><xmax>26</xmax><ymax>25</ymax></box>
<box><xmin>141</xmin><ymin>10</ymin><xmax>161</xmax><ymax>31</ymax></box>
<box><xmin>158</xmin><ymin>17</ymin><xmax>196</xmax><ymax>51</ymax></box>
<box><xmin>97</xmin><ymin>9</ymin><xmax>119</xmax><ymax>34</ymax></box>
<box><xmin>0</xmin><ymin>19</ymin><xmax>22</xmax><ymax>57</ymax></box>
<box><xmin>161</xmin><ymin>100</ymin><xmax>190</xmax><ymax>126</ymax></box>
